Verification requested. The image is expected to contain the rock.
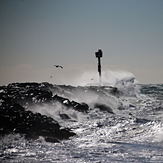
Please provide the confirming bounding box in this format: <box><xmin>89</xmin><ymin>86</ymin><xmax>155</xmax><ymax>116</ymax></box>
<box><xmin>134</xmin><ymin>118</ymin><xmax>150</xmax><ymax>124</ymax></box>
<box><xmin>154</xmin><ymin>107</ymin><xmax>163</xmax><ymax>111</ymax></box>
<box><xmin>110</xmin><ymin>87</ymin><xmax>122</xmax><ymax>96</ymax></box>
<box><xmin>53</xmin><ymin>95</ymin><xmax>89</xmax><ymax>113</ymax></box>
<box><xmin>0</xmin><ymin>103</ymin><xmax>76</xmax><ymax>143</ymax></box>
<box><xmin>0</xmin><ymin>83</ymin><xmax>53</xmax><ymax>106</ymax></box>
<box><xmin>59</xmin><ymin>112</ymin><xmax>71</xmax><ymax>120</ymax></box>
<box><xmin>0</xmin><ymin>83</ymin><xmax>90</xmax><ymax>114</ymax></box>
<box><xmin>71</xmin><ymin>101</ymin><xmax>89</xmax><ymax>113</ymax></box>
<box><xmin>94</xmin><ymin>103</ymin><xmax>114</xmax><ymax>114</ymax></box>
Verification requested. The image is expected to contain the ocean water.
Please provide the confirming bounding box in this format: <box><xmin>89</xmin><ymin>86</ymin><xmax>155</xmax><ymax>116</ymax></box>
<box><xmin>0</xmin><ymin>72</ymin><xmax>163</xmax><ymax>163</ymax></box>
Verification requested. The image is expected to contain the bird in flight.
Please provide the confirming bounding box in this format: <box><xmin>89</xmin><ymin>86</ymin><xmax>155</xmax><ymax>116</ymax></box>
<box><xmin>54</xmin><ymin>65</ymin><xmax>63</xmax><ymax>69</ymax></box>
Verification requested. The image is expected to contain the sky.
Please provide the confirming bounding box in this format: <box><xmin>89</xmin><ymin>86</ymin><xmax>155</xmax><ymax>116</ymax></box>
<box><xmin>0</xmin><ymin>0</ymin><xmax>163</xmax><ymax>85</ymax></box>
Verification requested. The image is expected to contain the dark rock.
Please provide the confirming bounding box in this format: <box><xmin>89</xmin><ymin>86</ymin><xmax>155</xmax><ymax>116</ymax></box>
<box><xmin>117</xmin><ymin>106</ymin><xmax>125</xmax><ymax>110</ymax></box>
<box><xmin>59</xmin><ymin>112</ymin><xmax>71</xmax><ymax>120</ymax></box>
<box><xmin>0</xmin><ymin>103</ymin><xmax>76</xmax><ymax>143</ymax></box>
<box><xmin>110</xmin><ymin>87</ymin><xmax>122</xmax><ymax>96</ymax></box>
<box><xmin>154</xmin><ymin>107</ymin><xmax>163</xmax><ymax>111</ymax></box>
<box><xmin>71</xmin><ymin>101</ymin><xmax>89</xmax><ymax>113</ymax></box>
<box><xmin>44</xmin><ymin>136</ymin><xmax>60</xmax><ymax>143</ymax></box>
<box><xmin>135</xmin><ymin>118</ymin><xmax>150</xmax><ymax>124</ymax></box>
<box><xmin>129</xmin><ymin>104</ymin><xmax>136</xmax><ymax>108</ymax></box>
<box><xmin>53</xmin><ymin>95</ymin><xmax>89</xmax><ymax>113</ymax></box>
<box><xmin>0</xmin><ymin>82</ymin><xmax>90</xmax><ymax>114</ymax></box>
<box><xmin>94</xmin><ymin>103</ymin><xmax>114</xmax><ymax>114</ymax></box>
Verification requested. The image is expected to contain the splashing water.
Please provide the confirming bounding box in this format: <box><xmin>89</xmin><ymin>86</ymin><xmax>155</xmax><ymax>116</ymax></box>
<box><xmin>0</xmin><ymin>71</ymin><xmax>163</xmax><ymax>163</ymax></box>
<box><xmin>72</xmin><ymin>70</ymin><xmax>139</xmax><ymax>96</ymax></box>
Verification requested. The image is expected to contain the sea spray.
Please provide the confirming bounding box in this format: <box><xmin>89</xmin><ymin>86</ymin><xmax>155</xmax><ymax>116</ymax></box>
<box><xmin>1</xmin><ymin>80</ymin><xmax>163</xmax><ymax>162</ymax></box>
<box><xmin>70</xmin><ymin>70</ymin><xmax>140</xmax><ymax>96</ymax></box>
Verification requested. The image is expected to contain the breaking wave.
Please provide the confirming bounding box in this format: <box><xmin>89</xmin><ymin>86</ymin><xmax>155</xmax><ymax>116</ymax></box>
<box><xmin>0</xmin><ymin>71</ymin><xmax>163</xmax><ymax>162</ymax></box>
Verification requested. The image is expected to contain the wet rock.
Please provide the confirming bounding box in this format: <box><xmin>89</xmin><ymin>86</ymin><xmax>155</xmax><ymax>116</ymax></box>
<box><xmin>109</xmin><ymin>87</ymin><xmax>122</xmax><ymax>96</ymax></box>
<box><xmin>135</xmin><ymin>118</ymin><xmax>150</xmax><ymax>124</ymax></box>
<box><xmin>94</xmin><ymin>103</ymin><xmax>114</xmax><ymax>114</ymax></box>
<box><xmin>0</xmin><ymin>103</ymin><xmax>76</xmax><ymax>143</ymax></box>
<box><xmin>129</xmin><ymin>104</ymin><xmax>136</xmax><ymax>108</ymax></box>
<box><xmin>117</xmin><ymin>106</ymin><xmax>125</xmax><ymax>110</ymax></box>
<box><xmin>154</xmin><ymin>107</ymin><xmax>163</xmax><ymax>111</ymax></box>
<box><xmin>0</xmin><ymin>82</ymin><xmax>90</xmax><ymax>113</ymax></box>
<box><xmin>0</xmin><ymin>83</ymin><xmax>53</xmax><ymax>106</ymax></box>
<box><xmin>59</xmin><ymin>112</ymin><xmax>71</xmax><ymax>120</ymax></box>
<box><xmin>53</xmin><ymin>95</ymin><xmax>89</xmax><ymax>113</ymax></box>
<box><xmin>71</xmin><ymin>101</ymin><xmax>89</xmax><ymax>113</ymax></box>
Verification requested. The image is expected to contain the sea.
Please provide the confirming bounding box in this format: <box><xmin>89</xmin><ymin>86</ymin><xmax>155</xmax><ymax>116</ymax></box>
<box><xmin>0</xmin><ymin>71</ymin><xmax>163</xmax><ymax>163</ymax></box>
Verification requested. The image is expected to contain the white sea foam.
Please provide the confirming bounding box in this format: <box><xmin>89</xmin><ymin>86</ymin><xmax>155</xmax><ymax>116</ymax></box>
<box><xmin>1</xmin><ymin>80</ymin><xmax>163</xmax><ymax>162</ymax></box>
<box><xmin>150</xmin><ymin>122</ymin><xmax>163</xmax><ymax>142</ymax></box>
<box><xmin>71</xmin><ymin>70</ymin><xmax>137</xmax><ymax>86</ymax></box>
<box><xmin>71</xmin><ymin>70</ymin><xmax>140</xmax><ymax>97</ymax></box>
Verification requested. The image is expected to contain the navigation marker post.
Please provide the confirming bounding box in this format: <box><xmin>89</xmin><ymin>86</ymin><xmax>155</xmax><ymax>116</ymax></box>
<box><xmin>95</xmin><ymin>49</ymin><xmax>103</xmax><ymax>85</ymax></box>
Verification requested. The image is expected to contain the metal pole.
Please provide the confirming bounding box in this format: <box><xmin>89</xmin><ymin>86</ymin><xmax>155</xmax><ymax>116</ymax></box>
<box><xmin>98</xmin><ymin>57</ymin><xmax>101</xmax><ymax>84</ymax></box>
<box><xmin>98</xmin><ymin>57</ymin><xmax>101</xmax><ymax>77</ymax></box>
<box><xmin>95</xmin><ymin>49</ymin><xmax>103</xmax><ymax>85</ymax></box>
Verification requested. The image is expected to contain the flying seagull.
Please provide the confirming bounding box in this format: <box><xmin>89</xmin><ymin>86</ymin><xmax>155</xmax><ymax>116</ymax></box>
<box><xmin>54</xmin><ymin>65</ymin><xmax>63</xmax><ymax>69</ymax></box>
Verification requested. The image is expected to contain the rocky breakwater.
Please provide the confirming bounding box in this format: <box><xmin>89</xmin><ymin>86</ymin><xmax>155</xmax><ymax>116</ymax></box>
<box><xmin>0</xmin><ymin>103</ymin><xmax>75</xmax><ymax>143</ymax></box>
<box><xmin>0</xmin><ymin>82</ymin><xmax>121</xmax><ymax>143</ymax></box>
<box><xmin>0</xmin><ymin>82</ymin><xmax>90</xmax><ymax>143</ymax></box>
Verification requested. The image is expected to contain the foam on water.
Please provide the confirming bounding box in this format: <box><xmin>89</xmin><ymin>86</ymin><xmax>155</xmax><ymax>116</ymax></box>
<box><xmin>71</xmin><ymin>70</ymin><xmax>140</xmax><ymax>97</ymax></box>
<box><xmin>135</xmin><ymin>121</ymin><xmax>163</xmax><ymax>143</ymax></box>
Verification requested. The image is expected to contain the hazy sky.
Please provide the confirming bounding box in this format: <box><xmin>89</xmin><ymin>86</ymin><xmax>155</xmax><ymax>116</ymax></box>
<box><xmin>0</xmin><ymin>0</ymin><xmax>163</xmax><ymax>85</ymax></box>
